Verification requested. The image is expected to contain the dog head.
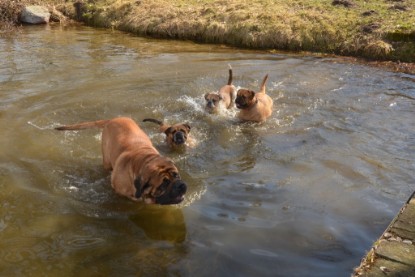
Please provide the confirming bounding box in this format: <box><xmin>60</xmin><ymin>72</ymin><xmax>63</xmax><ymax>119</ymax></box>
<box><xmin>164</xmin><ymin>123</ymin><xmax>191</xmax><ymax>146</ymax></box>
<box><xmin>204</xmin><ymin>92</ymin><xmax>223</xmax><ymax>114</ymax></box>
<box><xmin>134</xmin><ymin>157</ymin><xmax>187</xmax><ymax>205</ymax></box>
<box><xmin>235</xmin><ymin>89</ymin><xmax>256</xmax><ymax>110</ymax></box>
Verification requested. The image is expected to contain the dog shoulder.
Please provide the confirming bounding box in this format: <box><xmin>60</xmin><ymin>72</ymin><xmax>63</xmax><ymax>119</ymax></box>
<box><xmin>257</xmin><ymin>92</ymin><xmax>273</xmax><ymax>104</ymax></box>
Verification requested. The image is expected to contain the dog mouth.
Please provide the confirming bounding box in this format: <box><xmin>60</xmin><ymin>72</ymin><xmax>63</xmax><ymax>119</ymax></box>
<box><xmin>156</xmin><ymin>193</ymin><xmax>185</xmax><ymax>205</ymax></box>
<box><xmin>235</xmin><ymin>99</ymin><xmax>249</xmax><ymax>109</ymax></box>
<box><xmin>172</xmin><ymin>194</ymin><xmax>185</xmax><ymax>204</ymax></box>
<box><xmin>144</xmin><ymin>195</ymin><xmax>184</xmax><ymax>205</ymax></box>
<box><xmin>235</xmin><ymin>102</ymin><xmax>244</xmax><ymax>109</ymax></box>
<box><xmin>205</xmin><ymin>105</ymin><xmax>218</xmax><ymax>114</ymax></box>
<box><xmin>149</xmin><ymin>180</ymin><xmax>187</xmax><ymax>205</ymax></box>
<box><xmin>173</xmin><ymin>131</ymin><xmax>186</xmax><ymax>145</ymax></box>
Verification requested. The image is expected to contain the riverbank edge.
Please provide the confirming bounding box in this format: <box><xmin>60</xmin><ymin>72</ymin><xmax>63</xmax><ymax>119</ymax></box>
<box><xmin>352</xmin><ymin>191</ymin><xmax>415</xmax><ymax>276</ymax></box>
<box><xmin>1</xmin><ymin>0</ymin><xmax>414</xmax><ymax>74</ymax></box>
<box><xmin>55</xmin><ymin>0</ymin><xmax>415</xmax><ymax>74</ymax></box>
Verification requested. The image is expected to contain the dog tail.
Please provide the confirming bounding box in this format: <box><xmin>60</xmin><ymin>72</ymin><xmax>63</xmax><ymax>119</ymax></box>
<box><xmin>143</xmin><ymin>118</ymin><xmax>169</xmax><ymax>133</ymax></box>
<box><xmin>259</xmin><ymin>74</ymin><xmax>268</xmax><ymax>94</ymax></box>
<box><xmin>227</xmin><ymin>64</ymin><xmax>233</xmax><ymax>85</ymax></box>
<box><xmin>143</xmin><ymin>118</ymin><xmax>163</xmax><ymax>126</ymax></box>
<box><xmin>55</xmin><ymin>119</ymin><xmax>110</xmax><ymax>131</ymax></box>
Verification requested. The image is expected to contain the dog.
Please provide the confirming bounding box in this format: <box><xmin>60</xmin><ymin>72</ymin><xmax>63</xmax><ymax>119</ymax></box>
<box><xmin>55</xmin><ymin>117</ymin><xmax>187</xmax><ymax>205</ymax></box>
<box><xmin>235</xmin><ymin>74</ymin><xmax>273</xmax><ymax>122</ymax></box>
<box><xmin>204</xmin><ymin>66</ymin><xmax>236</xmax><ymax>114</ymax></box>
<box><xmin>142</xmin><ymin>118</ymin><xmax>191</xmax><ymax>147</ymax></box>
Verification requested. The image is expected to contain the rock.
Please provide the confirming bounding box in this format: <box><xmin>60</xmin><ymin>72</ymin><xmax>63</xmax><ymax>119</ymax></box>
<box><xmin>332</xmin><ymin>0</ymin><xmax>355</xmax><ymax>8</ymax></box>
<box><xmin>362</xmin><ymin>23</ymin><xmax>381</xmax><ymax>33</ymax></box>
<box><xmin>375</xmin><ymin>240</ymin><xmax>415</xmax><ymax>266</ymax></box>
<box><xmin>362</xmin><ymin>10</ymin><xmax>378</xmax><ymax>16</ymax></box>
<box><xmin>389</xmin><ymin>4</ymin><xmax>409</xmax><ymax>11</ymax></box>
<box><xmin>20</xmin><ymin>5</ymin><xmax>50</xmax><ymax>24</ymax></box>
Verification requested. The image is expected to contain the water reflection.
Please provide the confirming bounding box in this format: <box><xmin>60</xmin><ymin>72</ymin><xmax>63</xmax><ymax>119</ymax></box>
<box><xmin>129</xmin><ymin>205</ymin><xmax>186</xmax><ymax>243</ymax></box>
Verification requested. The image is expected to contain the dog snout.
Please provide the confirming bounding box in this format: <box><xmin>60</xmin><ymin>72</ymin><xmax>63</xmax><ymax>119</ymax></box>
<box><xmin>207</xmin><ymin>100</ymin><xmax>215</xmax><ymax>108</ymax></box>
<box><xmin>235</xmin><ymin>97</ymin><xmax>244</xmax><ymax>109</ymax></box>
<box><xmin>173</xmin><ymin>132</ymin><xmax>186</xmax><ymax>144</ymax></box>
<box><xmin>172</xmin><ymin>180</ymin><xmax>187</xmax><ymax>195</ymax></box>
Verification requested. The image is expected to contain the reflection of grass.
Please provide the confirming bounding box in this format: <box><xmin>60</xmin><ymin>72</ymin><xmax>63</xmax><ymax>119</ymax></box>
<box><xmin>55</xmin><ymin>0</ymin><xmax>414</xmax><ymax>62</ymax></box>
<box><xmin>3</xmin><ymin>0</ymin><xmax>415</xmax><ymax>62</ymax></box>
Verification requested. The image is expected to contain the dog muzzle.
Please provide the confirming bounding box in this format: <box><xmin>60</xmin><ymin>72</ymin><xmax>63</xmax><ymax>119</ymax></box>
<box><xmin>173</xmin><ymin>131</ymin><xmax>186</xmax><ymax>145</ymax></box>
<box><xmin>235</xmin><ymin>98</ymin><xmax>247</xmax><ymax>109</ymax></box>
<box><xmin>207</xmin><ymin>100</ymin><xmax>216</xmax><ymax>109</ymax></box>
<box><xmin>155</xmin><ymin>179</ymin><xmax>187</xmax><ymax>205</ymax></box>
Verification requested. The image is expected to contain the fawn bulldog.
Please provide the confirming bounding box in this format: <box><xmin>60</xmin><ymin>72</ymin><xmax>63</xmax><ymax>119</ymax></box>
<box><xmin>142</xmin><ymin>118</ymin><xmax>192</xmax><ymax>147</ymax></box>
<box><xmin>235</xmin><ymin>74</ymin><xmax>273</xmax><ymax>123</ymax></box>
<box><xmin>55</xmin><ymin>117</ymin><xmax>187</xmax><ymax>205</ymax></box>
<box><xmin>204</xmin><ymin>66</ymin><xmax>236</xmax><ymax>114</ymax></box>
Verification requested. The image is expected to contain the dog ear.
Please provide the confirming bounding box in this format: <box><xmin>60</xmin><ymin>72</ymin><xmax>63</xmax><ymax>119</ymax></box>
<box><xmin>134</xmin><ymin>178</ymin><xmax>143</xmax><ymax>198</ymax></box>
<box><xmin>183</xmin><ymin>123</ymin><xmax>191</xmax><ymax>132</ymax></box>
<box><xmin>204</xmin><ymin>93</ymin><xmax>210</xmax><ymax>100</ymax></box>
<box><xmin>247</xmin><ymin>90</ymin><xmax>256</xmax><ymax>100</ymax></box>
<box><xmin>164</xmin><ymin>127</ymin><xmax>174</xmax><ymax>135</ymax></box>
<box><xmin>134</xmin><ymin>177</ymin><xmax>150</xmax><ymax>199</ymax></box>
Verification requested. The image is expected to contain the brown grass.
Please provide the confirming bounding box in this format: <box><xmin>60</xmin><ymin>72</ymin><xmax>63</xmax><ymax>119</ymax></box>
<box><xmin>2</xmin><ymin>0</ymin><xmax>415</xmax><ymax>63</ymax></box>
<box><xmin>0</xmin><ymin>0</ymin><xmax>25</xmax><ymax>33</ymax></box>
<box><xmin>55</xmin><ymin>0</ymin><xmax>413</xmax><ymax>62</ymax></box>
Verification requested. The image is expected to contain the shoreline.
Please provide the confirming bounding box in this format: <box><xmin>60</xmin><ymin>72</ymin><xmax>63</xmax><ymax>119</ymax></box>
<box><xmin>1</xmin><ymin>0</ymin><xmax>414</xmax><ymax>74</ymax></box>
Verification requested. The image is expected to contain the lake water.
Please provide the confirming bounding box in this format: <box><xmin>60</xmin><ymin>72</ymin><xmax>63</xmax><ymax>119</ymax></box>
<box><xmin>0</xmin><ymin>24</ymin><xmax>414</xmax><ymax>276</ymax></box>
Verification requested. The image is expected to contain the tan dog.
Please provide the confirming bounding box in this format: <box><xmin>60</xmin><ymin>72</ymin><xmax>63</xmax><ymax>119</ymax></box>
<box><xmin>235</xmin><ymin>74</ymin><xmax>273</xmax><ymax>122</ymax></box>
<box><xmin>55</xmin><ymin>117</ymin><xmax>187</xmax><ymax>205</ymax></box>
<box><xmin>143</xmin><ymin>118</ymin><xmax>191</xmax><ymax>147</ymax></box>
<box><xmin>204</xmin><ymin>66</ymin><xmax>236</xmax><ymax>113</ymax></box>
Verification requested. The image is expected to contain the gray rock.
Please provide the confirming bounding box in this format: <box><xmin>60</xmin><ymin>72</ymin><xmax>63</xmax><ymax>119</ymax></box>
<box><xmin>20</xmin><ymin>5</ymin><xmax>51</xmax><ymax>24</ymax></box>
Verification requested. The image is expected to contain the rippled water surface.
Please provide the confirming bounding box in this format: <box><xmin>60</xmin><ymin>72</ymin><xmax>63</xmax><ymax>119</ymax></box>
<box><xmin>0</xmin><ymin>25</ymin><xmax>414</xmax><ymax>276</ymax></box>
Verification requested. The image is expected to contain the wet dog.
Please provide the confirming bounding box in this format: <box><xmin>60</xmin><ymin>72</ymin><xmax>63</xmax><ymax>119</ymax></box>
<box><xmin>235</xmin><ymin>74</ymin><xmax>273</xmax><ymax>122</ymax></box>
<box><xmin>55</xmin><ymin>117</ymin><xmax>187</xmax><ymax>205</ymax></box>
<box><xmin>143</xmin><ymin>118</ymin><xmax>191</xmax><ymax>147</ymax></box>
<box><xmin>204</xmin><ymin>66</ymin><xmax>236</xmax><ymax>114</ymax></box>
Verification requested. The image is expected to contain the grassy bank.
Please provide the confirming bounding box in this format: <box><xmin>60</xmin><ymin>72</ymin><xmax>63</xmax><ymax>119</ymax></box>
<box><xmin>0</xmin><ymin>0</ymin><xmax>26</xmax><ymax>32</ymax></box>
<box><xmin>2</xmin><ymin>0</ymin><xmax>414</xmax><ymax>63</ymax></box>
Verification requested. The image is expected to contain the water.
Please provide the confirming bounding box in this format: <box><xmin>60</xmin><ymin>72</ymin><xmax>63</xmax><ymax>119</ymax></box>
<box><xmin>0</xmin><ymin>24</ymin><xmax>414</xmax><ymax>276</ymax></box>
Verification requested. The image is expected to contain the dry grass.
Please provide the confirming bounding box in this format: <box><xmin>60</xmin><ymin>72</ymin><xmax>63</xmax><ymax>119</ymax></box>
<box><xmin>0</xmin><ymin>0</ymin><xmax>58</xmax><ymax>34</ymax></box>
<box><xmin>0</xmin><ymin>0</ymin><xmax>25</xmax><ymax>33</ymax></box>
<box><xmin>3</xmin><ymin>0</ymin><xmax>415</xmax><ymax>62</ymax></box>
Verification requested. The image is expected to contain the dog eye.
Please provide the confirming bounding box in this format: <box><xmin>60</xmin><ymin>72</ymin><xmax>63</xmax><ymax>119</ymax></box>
<box><xmin>172</xmin><ymin>172</ymin><xmax>179</xmax><ymax>179</ymax></box>
<box><xmin>158</xmin><ymin>178</ymin><xmax>170</xmax><ymax>190</ymax></box>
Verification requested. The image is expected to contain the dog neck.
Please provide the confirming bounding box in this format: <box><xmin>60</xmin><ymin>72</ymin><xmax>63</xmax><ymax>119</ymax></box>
<box><xmin>130</xmin><ymin>152</ymin><xmax>159</xmax><ymax>174</ymax></box>
<box><xmin>246</xmin><ymin>97</ymin><xmax>259</xmax><ymax>109</ymax></box>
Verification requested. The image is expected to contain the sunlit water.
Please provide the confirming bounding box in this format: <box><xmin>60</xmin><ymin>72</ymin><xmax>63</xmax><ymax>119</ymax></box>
<box><xmin>0</xmin><ymin>24</ymin><xmax>414</xmax><ymax>276</ymax></box>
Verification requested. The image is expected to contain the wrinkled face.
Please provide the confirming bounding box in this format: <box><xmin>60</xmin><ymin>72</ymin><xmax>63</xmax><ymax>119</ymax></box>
<box><xmin>204</xmin><ymin>92</ymin><xmax>223</xmax><ymax>113</ymax></box>
<box><xmin>134</xmin><ymin>157</ymin><xmax>187</xmax><ymax>205</ymax></box>
<box><xmin>164</xmin><ymin>123</ymin><xmax>191</xmax><ymax>146</ymax></box>
<box><xmin>235</xmin><ymin>89</ymin><xmax>256</xmax><ymax>109</ymax></box>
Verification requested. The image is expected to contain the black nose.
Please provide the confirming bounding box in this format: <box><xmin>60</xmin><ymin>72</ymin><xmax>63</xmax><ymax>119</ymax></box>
<box><xmin>172</xmin><ymin>180</ymin><xmax>187</xmax><ymax>195</ymax></box>
<box><xmin>174</xmin><ymin>132</ymin><xmax>185</xmax><ymax>144</ymax></box>
<box><xmin>207</xmin><ymin>100</ymin><xmax>215</xmax><ymax>108</ymax></box>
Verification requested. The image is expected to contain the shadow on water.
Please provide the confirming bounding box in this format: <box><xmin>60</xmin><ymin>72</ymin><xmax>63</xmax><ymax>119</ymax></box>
<box><xmin>129</xmin><ymin>205</ymin><xmax>187</xmax><ymax>243</ymax></box>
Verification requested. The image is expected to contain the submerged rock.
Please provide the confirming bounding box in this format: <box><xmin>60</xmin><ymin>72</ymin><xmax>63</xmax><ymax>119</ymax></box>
<box><xmin>20</xmin><ymin>5</ymin><xmax>50</xmax><ymax>24</ymax></box>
